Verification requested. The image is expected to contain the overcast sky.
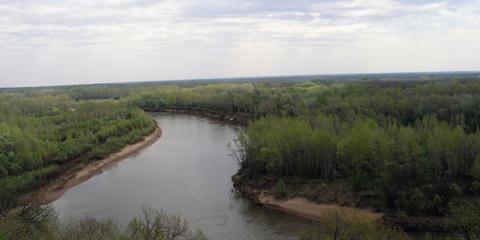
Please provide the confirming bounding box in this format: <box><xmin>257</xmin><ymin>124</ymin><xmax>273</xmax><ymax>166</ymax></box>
<box><xmin>0</xmin><ymin>0</ymin><xmax>479</xmax><ymax>87</ymax></box>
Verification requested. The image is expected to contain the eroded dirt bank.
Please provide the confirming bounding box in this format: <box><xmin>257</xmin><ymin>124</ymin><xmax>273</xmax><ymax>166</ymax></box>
<box><xmin>24</xmin><ymin>127</ymin><xmax>162</xmax><ymax>204</ymax></box>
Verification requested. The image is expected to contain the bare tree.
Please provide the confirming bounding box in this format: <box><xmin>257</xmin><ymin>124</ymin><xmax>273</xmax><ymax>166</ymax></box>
<box><xmin>127</xmin><ymin>206</ymin><xmax>193</xmax><ymax>240</ymax></box>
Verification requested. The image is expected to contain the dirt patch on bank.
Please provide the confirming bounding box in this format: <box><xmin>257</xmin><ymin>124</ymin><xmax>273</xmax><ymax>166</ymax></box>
<box><xmin>237</xmin><ymin>181</ymin><xmax>447</xmax><ymax>232</ymax></box>
<box><xmin>254</xmin><ymin>190</ymin><xmax>383</xmax><ymax>222</ymax></box>
<box><xmin>24</xmin><ymin>127</ymin><xmax>162</xmax><ymax>205</ymax></box>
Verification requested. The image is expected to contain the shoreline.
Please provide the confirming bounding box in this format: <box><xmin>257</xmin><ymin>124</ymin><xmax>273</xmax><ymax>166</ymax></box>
<box><xmin>148</xmin><ymin>108</ymin><xmax>251</xmax><ymax>126</ymax></box>
<box><xmin>244</xmin><ymin>188</ymin><xmax>383</xmax><ymax>223</ymax></box>
<box><xmin>24</xmin><ymin>126</ymin><xmax>162</xmax><ymax>205</ymax></box>
<box><xmin>237</xmin><ymin>184</ymin><xmax>448</xmax><ymax>233</ymax></box>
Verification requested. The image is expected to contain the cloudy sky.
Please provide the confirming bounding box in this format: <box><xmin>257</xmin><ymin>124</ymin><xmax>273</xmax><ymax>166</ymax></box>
<box><xmin>0</xmin><ymin>0</ymin><xmax>479</xmax><ymax>87</ymax></box>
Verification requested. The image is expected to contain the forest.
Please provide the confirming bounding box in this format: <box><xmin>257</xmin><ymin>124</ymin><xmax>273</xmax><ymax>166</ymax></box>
<box><xmin>0</xmin><ymin>93</ymin><xmax>156</xmax><ymax>204</ymax></box>
<box><xmin>122</xmin><ymin>77</ymin><xmax>480</xmax><ymax>237</ymax></box>
<box><xmin>63</xmin><ymin>79</ymin><xmax>480</xmax><ymax>214</ymax></box>
<box><xmin>2</xmin><ymin>75</ymin><xmax>480</xmax><ymax>239</ymax></box>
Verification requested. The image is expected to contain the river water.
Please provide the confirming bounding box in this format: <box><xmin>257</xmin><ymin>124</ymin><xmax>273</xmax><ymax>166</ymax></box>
<box><xmin>52</xmin><ymin>113</ymin><xmax>317</xmax><ymax>240</ymax></box>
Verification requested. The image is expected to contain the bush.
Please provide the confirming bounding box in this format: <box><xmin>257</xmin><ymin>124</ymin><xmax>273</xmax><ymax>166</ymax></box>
<box><xmin>470</xmin><ymin>157</ymin><xmax>480</xmax><ymax>180</ymax></box>
<box><xmin>300</xmin><ymin>207</ymin><xmax>409</xmax><ymax>240</ymax></box>
<box><xmin>470</xmin><ymin>181</ymin><xmax>480</xmax><ymax>196</ymax></box>
<box><xmin>231</xmin><ymin>174</ymin><xmax>242</xmax><ymax>186</ymax></box>
<box><xmin>273</xmin><ymin>178</ymin><xmax>288</xmax><ymax>199</ymax></box>
<box><xmin>448</xmin><ymin>183</ymin><xmax>462</xmax><ymax>198</ymax></box>
<box><xmin>448</xmin><ymin>200</ymin><xmax>480</xmax><ymax>240</ymax></box>
<box><xmin>0</xmin><ymin>206</ymin><xmax>207</xmax><ymax>240</ymax></box>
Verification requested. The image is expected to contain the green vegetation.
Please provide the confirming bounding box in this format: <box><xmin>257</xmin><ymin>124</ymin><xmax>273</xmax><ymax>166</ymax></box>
<box><xmin>300</xmin><ymin>204</ymin><xmax>480</xmax><ymax>240</ymax></box>
<box><xmin>0</xmin><ymin>205</ymin><xmax>206</xmax><ymax>240</ymax></box>
<box><xmin>3</xmin><ymin>74</ymin><xmax>480</xmax><ymax>238</ymax></box>
<box><xmin>220</xmin><ymin>80</ymin><xmax>480</xmax><ymax>217</ymax></box>
<box><xmin>124</xmin><ymin>82</ymin><xmax>309</xmax><ymax>117</ymax></box>
<box><xmin>300</xmin><ymin>207</ymin><xmax>409</xmax><ymax>240</ymax></box>
<box><xmin>0</xmin><ymin>94</ymin><xmax>156</xmax><ymax>202</ymax></box>
<box><xmin>447</xmin><ymin>200</ymin><xmax>480</xmax><ymax>240</ymax></box>
<box><xmin>64</xmin><ymin>77</ymin><xmax>480</xmax><ymax>231</ymax></box>
<box><xmin>236</xmin><ymin>114</ymin><xmax>480</xmax><ymax>215</ymax></box>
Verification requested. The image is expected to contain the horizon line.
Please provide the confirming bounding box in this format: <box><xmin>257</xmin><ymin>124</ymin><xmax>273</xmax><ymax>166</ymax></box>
<box><xmin>2</xmin><ymin>69</ymin><xmax>480</xmax><ymax>90</ymax></box>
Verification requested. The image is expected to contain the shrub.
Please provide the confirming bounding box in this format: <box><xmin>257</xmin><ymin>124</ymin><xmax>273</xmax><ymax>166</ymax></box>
<box><xmin>273</xmin><ymin>178</ymin><xmax>288</xmax><ymax>199</ymax></box>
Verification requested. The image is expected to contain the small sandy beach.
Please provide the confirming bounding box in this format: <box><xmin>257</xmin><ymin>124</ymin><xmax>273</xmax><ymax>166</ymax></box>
<box><xmin>256</xmin><ymin>191</ymin><xmax>383</xmax><ymax>222</ymax></box>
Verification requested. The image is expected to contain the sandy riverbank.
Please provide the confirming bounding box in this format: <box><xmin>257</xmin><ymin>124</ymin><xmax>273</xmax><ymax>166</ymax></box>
<box><xmin>25</xmin><ymin>126</ymin><xmax>162</xmax><ymax>205</ymax></box>
<box><xmin>252</xmin><ymin>190</ymin><xmax>383</xmax><ymax>222</ymax></box>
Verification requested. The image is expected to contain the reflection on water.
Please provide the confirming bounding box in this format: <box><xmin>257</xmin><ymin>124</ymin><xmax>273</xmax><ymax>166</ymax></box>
<box><xmin>52</xmin><ymin>113</ymin><xmax>318</xmax><ymax>240</ymax></box>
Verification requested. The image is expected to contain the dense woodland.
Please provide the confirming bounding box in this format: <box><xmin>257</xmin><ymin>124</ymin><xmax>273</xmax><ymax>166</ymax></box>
<box><xmin>120</xmin><ymin>78</ymin><xmax>480</xmax><ymax>237</ymax></box>
<box><xmin>0</xmin><ymin>94</ymin><xmax>156</xmax><ymax>203</ymax></box>
<box><xmin>123</xmin><ymin>79</ymin><xmax>480</xmax><ymax>215</ymax></box>
<box><xmin>58</xmin><ymin>79</ymin><xmax>480</xmax><ymax>214</ymax></box>
<box><xmin>2</xmin><ymin>75</ymin><xmax>480</xmax><ymax>239</ymax></box>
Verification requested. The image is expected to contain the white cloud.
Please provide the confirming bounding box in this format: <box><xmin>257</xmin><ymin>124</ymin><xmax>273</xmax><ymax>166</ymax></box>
<box><xmin>0</xmin><ymin>0</ymin><xmax>479</xmax><ymax>87</ymax></box>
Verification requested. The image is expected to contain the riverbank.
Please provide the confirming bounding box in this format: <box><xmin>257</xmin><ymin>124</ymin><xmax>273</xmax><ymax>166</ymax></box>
<box><xmin>159</xmin><ymin>108</ymin><xmax>251</xmax><ymax>125</ymax></box>
<box><xmin>23</xmin><ymin>126</ymin><xmax>162</xmax><ymax>204</ymax></box>
<box><xmin>235</xmin><ymin>178</ymin><xmax>449</xmax><ymax>234</ymax></box>
<box><xmin>239</xmin><ymin>185</ymin><xmax>383</xmax><ymax>223</ymax></box>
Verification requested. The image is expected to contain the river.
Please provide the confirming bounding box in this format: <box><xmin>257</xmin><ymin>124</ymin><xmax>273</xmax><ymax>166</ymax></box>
<box><xmin>52</xmin><ymin>113</ymin><xmax>317</xmax><ymax>240</ymax></box>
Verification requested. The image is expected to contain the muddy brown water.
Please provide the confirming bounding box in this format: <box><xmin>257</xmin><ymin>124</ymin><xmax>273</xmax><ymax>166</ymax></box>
<box><xmin>52</xmin><ymin>113</ymin><xmax>318</xmax><ymax>240</ymax></box>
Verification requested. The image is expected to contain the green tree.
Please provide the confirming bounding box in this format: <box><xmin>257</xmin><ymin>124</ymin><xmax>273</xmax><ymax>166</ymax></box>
<box><xmin>448</xmin><ymin>200</ymin><xmax>480</xmax><ymax>240</ymax></box>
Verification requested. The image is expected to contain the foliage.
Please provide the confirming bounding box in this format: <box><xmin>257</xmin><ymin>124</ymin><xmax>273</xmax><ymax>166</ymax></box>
<box><xmin>236</xmin><ymin>113</ymin><xmax>480</xmax><ymax>215</ymax></box>
<box><xmin>127</xmin><ymin>207</ymin><xmax>193</xmax><ymax>240</ymax></box>
<box><xmin>0</xmin><ymin>95</ymin><xmax>155</xmax><ymax>200</ymax></box>
<box><xmin>273</xmin><ymin>178</ymin><xmax>288</xmax><ymax>199</ymax></box>
<box><xmin>447</xmin><ymin>200</ymin><xmax>480</xmax><ymax>240</ymax></box>
<box><xmin>300</xmin><ymin>207</ymin><xmax>409</xmax><ymax>240</ymax></box>
<box><xmin>4</xmin><ymin>76</ymin><xmax>480</xmax><ymax>233</ymax></box>
<box><xmin>0</xmin><ymin>205</ymin><xmax>206</xmax><ymax>240</ymax></box>
<box><xmin>0</xmin><ymin>205</ymin><xmax>56</xmax><ymax>240</ymax></box>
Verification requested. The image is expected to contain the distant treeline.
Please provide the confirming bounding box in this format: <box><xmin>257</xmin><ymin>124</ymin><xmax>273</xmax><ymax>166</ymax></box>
<box><xmin>124</xmin><ymin>79</ymin><xmax>480</xmax><ymax>131</ymax></box>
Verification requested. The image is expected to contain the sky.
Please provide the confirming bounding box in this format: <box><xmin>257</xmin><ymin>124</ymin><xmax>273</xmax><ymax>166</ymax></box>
<box><xmin>0</xmin><ymin>0</ymin><xmax>479</xmax><ymax>87</ymax></box>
